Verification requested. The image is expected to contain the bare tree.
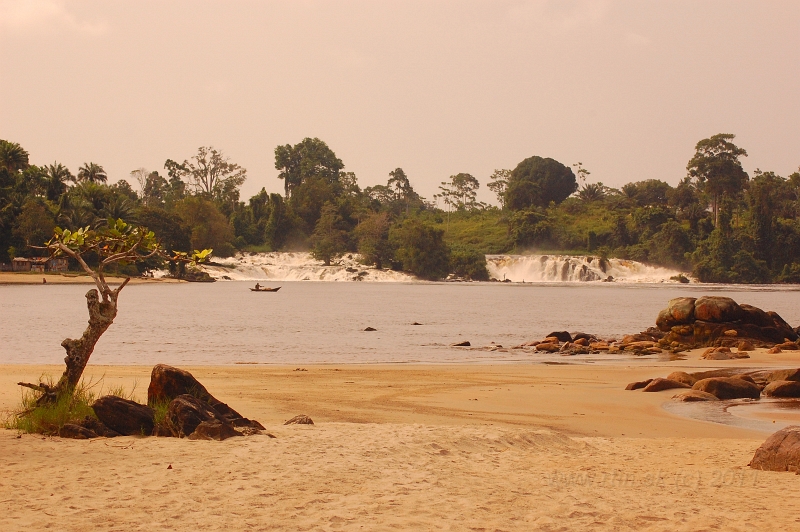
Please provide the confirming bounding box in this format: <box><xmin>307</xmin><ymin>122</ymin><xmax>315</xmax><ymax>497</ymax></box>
<box><xmin>18</xmin><ymin>219</ymin><xmax>210</xmax><ymax>402</ymax></box>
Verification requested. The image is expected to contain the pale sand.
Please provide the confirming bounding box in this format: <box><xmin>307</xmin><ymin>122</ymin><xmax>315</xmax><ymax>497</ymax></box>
<box><xmin>0</xmin><ymin>272</ymin><xmax>183</xmax><ymax>285</ymax></box>
<box><xmin>2</xmin><ymin>349</ymin><xmax>800</xmax><ymax>530</ymax></box>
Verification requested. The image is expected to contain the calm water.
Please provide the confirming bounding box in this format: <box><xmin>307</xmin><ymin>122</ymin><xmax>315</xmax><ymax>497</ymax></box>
<box><xmin>1</xmin><ymin>281</ymin><xmax>799</xmax><ymax>365</ymax></box>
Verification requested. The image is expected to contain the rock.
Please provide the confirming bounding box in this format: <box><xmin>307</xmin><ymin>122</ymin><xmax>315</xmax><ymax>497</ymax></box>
<box><xmin>723</xmin><ymin>329</ymin><xmax>738</xmax><ymax>337</ymax></box>
<box><xmin>777</xmin><ymin>341</ymin><xmax>799</xmax><ymax>350</ymax></box>
<box><xmin>58</xmin><ymin>423</ymin><xmax>98</xmax><ymax>439</ymax></box>
<box><xmin>79</xmin><ymin>416</ymin><xmax>120</xmax><ymax>437</ymax></box>
<box><xmin>589</xmin><ymin>341</ymin><xmax>610</xmax><ymax>350</ymax></box>
<box><xmin>737</xmin><ymin>340</ymin><xmax>755</xmax><ymax>352</ymax></box>
<box><xmin>147</xmin><ymin>364</ymin><xmax>263</xmax><ymax>429</ymax></box>
<box><xmin>733</xmin><ymin>374</ymin><xmax>757</xmax><ymax>385</ymax></box>
<box><xmin>573</xmin><ymin>338</ymin><xmax>588</xmax><ymax>346</ymax></box>
<box><xmin>285</xmin><ymin>414</ymin><xmax>314</xmax><ymax>425</ymax></box>
<box><xmin>656</xmin><ymin>297</ymin><xmax>697</xmax><ymax>331</ymax></box>
<box><xmin>546</xmin><ymin>331</ymin><xmax>572</xmax><ymax>343</ymax></box>
<box><xmin>768</xmin><ymin>346</ymin><xmax>782</xmax><ymax>354</ymax></box>
<box><xmin>571</xmin><ymin>332</ymin><xmax>596</xmax><ymax>343</ymax></box>
<box><xmin>739</xmin><ymin>304</ymin><xmax>775</xmax><ymax>328</ymax></box>
<box><xmin>666</xmin><ymin>371</ymin><xmax>697</xmax><ymax>386</ymax></box>
<box><xmin>672</xmin><ymin>390</ymin><xmax>719</xmax><ymax>402</ymax></box>
<box><xmin>92</xmin><ymin>396</ymin><xmax>155</xmax><ymax>436</ymax></box>
<box><xmin>535</xmin><ymin>343</ymin><xmax>560</xmax><ymax>352</ymax></box>
<box><xmin>166</xmin><ymin>394</ymin><xmax>220</xmax><ymax>438</ymax></box>
<box><xmin>188</xmin><ymin>420</ymin><xmax>241</xmax><ymax>441</ymax></box>
<box><xmin>694</xmin><ymin>296</ymin><xmax>744</xmax><ymax>323</ymax></box>
<box><xmin>451</xmin><ymin>340</ymin><xmax>470</xmax><ymax>347</ymax></box>
<box><xmin>749</xmin><ymin>426</ymin><xmax>800</xmax><ymax>472</ymax></box>
<box><xmin>544</xmin><ymin>336</ymin><xmax>560</xmax><ymax>344</ymax></box>
<box><xmin>692</xmin><ymin>377</ymin><xmax>761</xmax><ymax>400</ymax></box>
<box><xmin>364</xmin><ymin>327</ymin><xmax>377</xmax><ymax>332</ymax></box>
<box><xmin>625</xmin><ymin>379</ymin><xmax>653</xmax><ymax>390</ymax></box>
<box><xmin>766</xmin><ymin>368</ymin><xmax>800</xmax><ymax>383</ymax></box>
<box><xmin>762</xmin><ymin>381</ymin><xmax>800</xmax><ymax>398</ymax></box>
<box><xmin>642</xmin><ymin>378</ymin><xmax>691</xmax><ymax>392</ymax></box>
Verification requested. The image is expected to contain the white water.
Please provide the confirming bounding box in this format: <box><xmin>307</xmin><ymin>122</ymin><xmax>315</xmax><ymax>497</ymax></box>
<box><xmin>486</xmin><ymin>255</ymin><xmax>687</xmax><ymax>283</ymax></box>
<box><xmin>192</xmin><ymin>252</ymin><xmax>688</xmax><ymax>283</ymax></box>
<box><xmin>201</xmin><ymin>252</ymin><xmax>414</xmax><ymax>282</ymax></box>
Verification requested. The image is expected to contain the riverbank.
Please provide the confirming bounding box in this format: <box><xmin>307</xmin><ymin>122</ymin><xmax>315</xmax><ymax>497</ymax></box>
<box><xmin>0</xmin><ymin>272</ymin><xmax>185</xmax><ymax>285</ymax></box>
<box><xmin>2</xmin><ymin>353</ymin><xmax>800</xmax><ymax>530</ymax></box>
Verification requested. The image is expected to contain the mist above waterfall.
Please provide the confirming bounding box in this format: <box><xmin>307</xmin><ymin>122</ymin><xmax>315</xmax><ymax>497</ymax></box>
<box><xmin>486</xmin><ymin>255</ymin><xmax>687</xmax><ymax>283</ymax></box>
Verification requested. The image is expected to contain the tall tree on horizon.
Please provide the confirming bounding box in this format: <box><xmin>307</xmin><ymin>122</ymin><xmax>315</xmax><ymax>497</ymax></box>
<box><xmin>687</xmin><ymin>133</ymin><xmax>748</xmax><ymax>227</ymax></box>
<box><xmin>77</xmin><ymin>162</ymin><xmax>108</xmax><ymax>184</ymax></box>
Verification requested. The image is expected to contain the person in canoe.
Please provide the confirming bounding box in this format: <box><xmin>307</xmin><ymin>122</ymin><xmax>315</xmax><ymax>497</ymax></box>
<box><xmin>255</xmin><ymin>283</ymin><xmax>261</xmax><ymax>290</ymax></box>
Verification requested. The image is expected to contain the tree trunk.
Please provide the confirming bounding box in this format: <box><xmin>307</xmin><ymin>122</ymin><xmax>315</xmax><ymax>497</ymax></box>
<box><xmin>54</xmin><ymin>288</ymin><xmax>119</xmax><ymax>396</ymax></box>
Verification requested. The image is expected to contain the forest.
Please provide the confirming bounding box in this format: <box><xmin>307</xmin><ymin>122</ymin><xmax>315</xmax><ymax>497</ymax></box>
<box><xmin>1</xmin><ymin>133</ymin><xmax>799</xmax><ymax>283</ymax></box>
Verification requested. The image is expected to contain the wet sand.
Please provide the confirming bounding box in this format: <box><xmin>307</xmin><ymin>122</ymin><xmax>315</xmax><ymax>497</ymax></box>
<box><xmin>2</xmin><ymin>350</ymin><xmax>800</xmax><ymax>530</ymax></box>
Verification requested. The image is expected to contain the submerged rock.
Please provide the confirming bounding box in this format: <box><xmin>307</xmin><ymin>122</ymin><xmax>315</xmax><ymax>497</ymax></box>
<box><xmin>642</xmin><ymin>378</ymin><xmax>691</xmax><ymax>392</ymax></box>
<box><xmin>762</xmin><ymin>381</ymin><xmax>800</xmax><ymax>398</ymax></box>
<box><xmin>672</xmin><ymin>390</ymin><xmax>719</xmax><ymax>402</ymax></box>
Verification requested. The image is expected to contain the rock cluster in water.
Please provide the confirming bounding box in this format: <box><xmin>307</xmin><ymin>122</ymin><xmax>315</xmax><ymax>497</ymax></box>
<box><xmin>655</xmin><ymin>296</ymin><xmax>798</xmax><ymax>349</ymax></box>
<box><xmin>58</xmin><ymin>364</ymin><xmax>266</xmax><ymax>440</ymax></box>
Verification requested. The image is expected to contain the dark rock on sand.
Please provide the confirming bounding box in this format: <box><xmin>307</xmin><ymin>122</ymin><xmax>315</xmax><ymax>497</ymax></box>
<box><xmin>285</xmin><ymin>414</ymin><xmax>314</xmax><ymax>425</ymax></box>
<box><xmin>166</xmin><ymin>394</ymin><xmax>220</xmax><ymax>438</ymax></box>
<box><xmin>148</xmin><ymin>364</ymin><xmax>263</xmax><ymax>430</ymax></box>
<box><xmin>749</xmin><ymin>425</ymin><xmax>800</xmax><ymax>472</ymax></box>
<box><xmin>625</xmin><ymin>379</ymin><xmax>653</xmax><ymax>391</ymax></box>
<box><xmin>364</xmin><ymin>327</ymin><xmax>377</xmax><ymax>331</ymax></box>
<box><xmin>58</xmin><ymin>423</ymin><xmax>98</xmax><ymax>439</ymax></box>
<box><xmin>92</xmin><ymin>396</ymin><xmax>155</xmax><ymax>436</ymax></box>
<box><xmin>451</xmin><ymin>340</ymin><xmax>470</xmax><ymax>347</ymax></box>
<box><xmin>762</xmin><ymin>381</ymin><xmax>800</xmax><ymax>398</ymax></box>
<box><xmin>188</xmin><ymin>420</ymin><xmax>242</xmax><ymax>441</ymax></box>
<box><xmin>692</xmin><ymin>377</ymin><xmax>761</xmax><ymax>400</ymax></box>
<box><xmin>79</xmin><ymin>416</ymin><xmax>120</xmax><ymax>437</ymax></box>
<box><xmin>642</xmin><ymin>378</ymin><xmax>691</xmax><ymax>392</ymax></box>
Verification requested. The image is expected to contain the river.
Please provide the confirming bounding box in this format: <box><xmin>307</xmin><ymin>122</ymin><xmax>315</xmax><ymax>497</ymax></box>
<box><xmin>2</xmin><ymin>281</ymin><xmax>799</xmax><ymax>365</ymax></box>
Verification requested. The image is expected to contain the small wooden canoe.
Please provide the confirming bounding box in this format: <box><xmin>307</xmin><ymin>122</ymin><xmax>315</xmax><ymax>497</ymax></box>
<box><xmin>250</xmin><ymin>286</ymin><xmax>281</xmax><ymax>292</ymax></box>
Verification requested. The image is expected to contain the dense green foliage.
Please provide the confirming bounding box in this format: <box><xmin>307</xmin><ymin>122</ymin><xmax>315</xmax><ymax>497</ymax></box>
<box><xmin>2</xmin><ymin>134</ymin><xmax>799</xmax><ymax>283</ymax></box>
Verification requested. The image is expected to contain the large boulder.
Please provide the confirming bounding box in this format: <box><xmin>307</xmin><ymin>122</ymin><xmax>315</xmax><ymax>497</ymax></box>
<box><xmin>767</xmin><ymin>368</ymin><xmax>800</xmax><ymax>383</ymax></box>
<box><xmin>166</xmin><ymin>394</ymin><xmax>220</xmax><ymax>438</ymax></box>
<box><xmin>546</xmin><ymin>331</ymin><xmax>572</xmax><ymax>343</ymax></box>
<box><xmin>642</xmin><ymin>378</ymin><xmax>691</xmax><ymax>392</ymax></box>
<box><xmin>762</xmin><ymin>381</ymin><xmax>800</xmax><ymax>398</ymax></box>
<box><xmin>749</xmin><ymin>426</ymin><xmax>800</xmax><ymax>472</ymax></box>
<box><xmin>656</xmin><ymin>297</ymin><xmax>696</xmax><ymax>332</ymax></box>
<box><xmin>692</xmin><ymin>377</ymin><xmax>761</xmax><ymax>400</ymax></box>
<box><xmin>625</xmin><ymin>379</ymin><xmax>653</xmax><ymax>391</ymax></box>
<box><xmin>148</xmin><ymin>364</ymin><xmax>263</xmax><ymax>429</ymax></box>
<box><xmin>694</xmin><ymin>296</ymin><xmax>744</xmax><ymax>323</ymax></box>
<box><xmin>92</xmin><ymin>396</ymin><xmax>155</xmax><ymax>436</ymax></box>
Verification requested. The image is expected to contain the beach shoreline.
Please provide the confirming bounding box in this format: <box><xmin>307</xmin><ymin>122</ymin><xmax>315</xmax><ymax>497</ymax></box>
<box><xmin>3</xmin><ymin>354</ymin><xmax>800</xmax><ymax>530</ymax></box>
<box><xmin>0</xmin><ymin>272</ymin><xmax>184</xmax><ymax>285</ymax></box>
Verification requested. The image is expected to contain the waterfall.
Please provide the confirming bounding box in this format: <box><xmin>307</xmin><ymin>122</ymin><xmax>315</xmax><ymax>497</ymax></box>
<box><xmin>486</xmin><ymin>255</ymin><xmax>688</xmax><ymax>283</ymax></box>
<box><xmin>198</xmin><ymin>252</ymin><xmax>415</xmax><ymax>282</ymax></box>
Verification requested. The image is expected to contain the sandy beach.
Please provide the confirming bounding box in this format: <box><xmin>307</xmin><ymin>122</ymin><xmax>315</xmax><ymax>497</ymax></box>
<box><xmin>2</xmin><ymin>349</ymin><xmax>800</xmax><ymax>531</ymax></box>
<box><xmin>0</xmin><ymin>272</ymin><xmax>183</xmax><ymax>285</ymax></box>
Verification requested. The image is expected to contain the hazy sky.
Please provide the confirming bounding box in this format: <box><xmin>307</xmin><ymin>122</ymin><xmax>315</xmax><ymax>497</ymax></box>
<box><xmin>1</xmin><ymin>0</ymin><xmax>798</xmax><ymax>204</ymax></box>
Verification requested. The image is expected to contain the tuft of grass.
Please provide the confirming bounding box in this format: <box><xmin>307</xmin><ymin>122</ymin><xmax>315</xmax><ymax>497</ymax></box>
<box><xmin>4</xmin><ymin>375</ymin><xmax>141</xmax><ymax>436</ymax></box>
<box><xmin>4</xmin><ymin>377</ymin><xmax>98</xmax><ymax>435</ymax></box>
<box><xmin>150</xmin><ymin>400</ymin><xmax>171</xmax><ymax>427</ymax></box>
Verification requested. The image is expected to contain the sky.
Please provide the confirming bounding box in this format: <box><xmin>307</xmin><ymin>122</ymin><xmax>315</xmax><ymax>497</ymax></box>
<box><xmin>1</xmin><ymin>0</ymin><xmax>798</xmax><ymax>205</ymax></box>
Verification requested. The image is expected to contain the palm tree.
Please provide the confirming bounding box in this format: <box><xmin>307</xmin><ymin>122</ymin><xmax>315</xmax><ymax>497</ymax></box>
<box><xmin>0</xmin><ymin>140</ymin><xmax>30</xmax><ymax>173</ymax></box>
<box><xmin>77</xmin><ymin>162</ymin><xmax>108</xmax><ymax>183</ymax></box>
<box><xmin>45</xmin><ymin>162</ymin><xmax>73</xmax><ymax>201</ymax></box>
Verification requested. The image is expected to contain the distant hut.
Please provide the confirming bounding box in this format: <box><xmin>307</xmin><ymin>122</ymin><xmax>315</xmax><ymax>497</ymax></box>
<box><xmin>12</xmin><ymin>258</ymin><xmax>32</xmax><ymax>272</ymax></box>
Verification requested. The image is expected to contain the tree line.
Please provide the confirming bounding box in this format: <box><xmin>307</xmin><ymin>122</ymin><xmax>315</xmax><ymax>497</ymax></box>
<box><xmin>1</xmin><ymin>133</ymin><xmax>798</xmax><ymax>282</ymax></box>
